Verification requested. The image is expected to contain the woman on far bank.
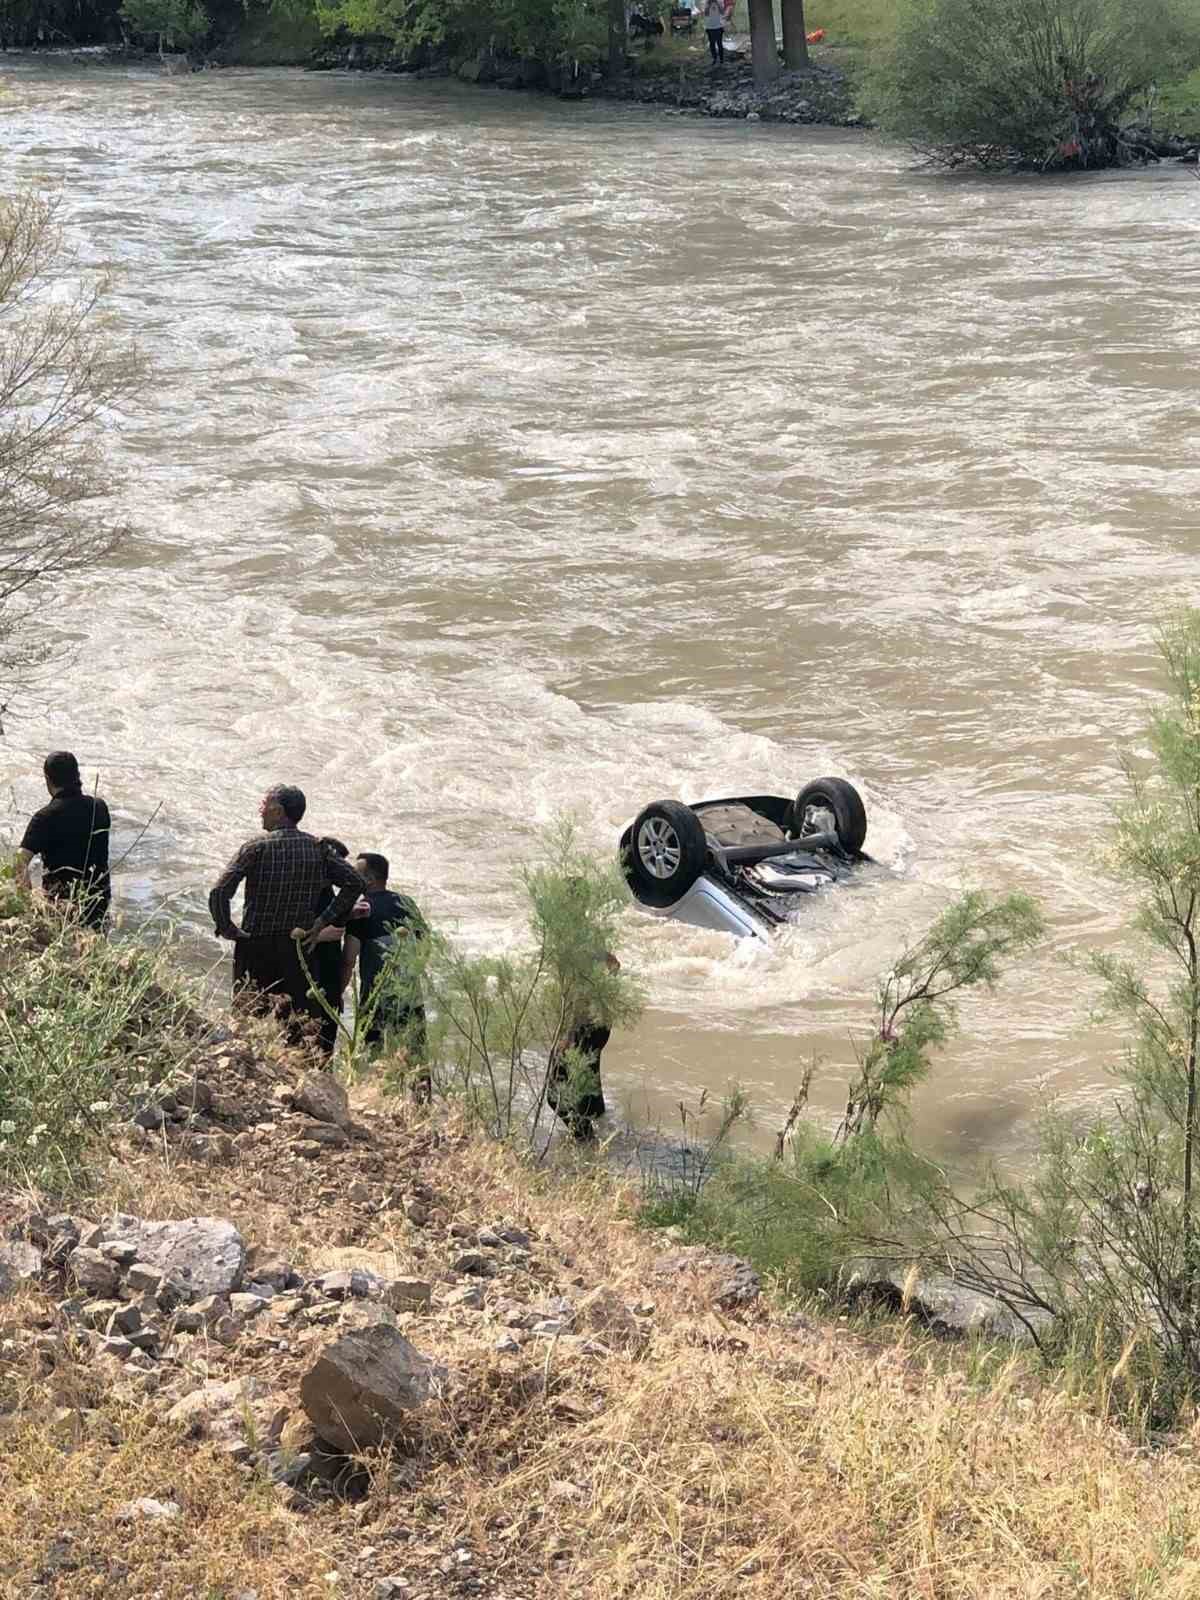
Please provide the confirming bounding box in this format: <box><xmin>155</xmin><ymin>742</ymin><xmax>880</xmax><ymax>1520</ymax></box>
<box><xmin>703</xmin><ymin>0</ymin><xmax>725</xmax><ymax>64</ymax></box>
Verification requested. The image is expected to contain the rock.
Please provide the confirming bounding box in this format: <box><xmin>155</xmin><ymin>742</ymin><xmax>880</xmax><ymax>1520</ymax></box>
<box><xmin>68</xmin><ymin>1247</ymin><xmax>119</xmax><ymax>1298</ymax></box>
<box><xmin>174</xmin><ymin>1293</ymin><xmax>230</xmax><ymax>1333</ymax></box>
<box><xmin>107</xmin><ymin>1303</ymin><xmax>143</xmax><ymax>1336</ymax></box>
<box><xmin>312</xmin><ymin>1269</ymin><xmax>379</xmax><ymax>1302</ymax></box>
<box><xmin>0</xmin><ymin>1239</ymin><xmax>42</xmax><ymax>1294</ymax></box>
<box><xmin>301</xmin><ymin>1324</ymin><xmax>434</xmax><ymax>1451</ymax></box>
<box><xmin>476</xmin><ymin>1227</ymin><xmax>503</xmax><ymax>1248</ymax></box>
<box><xmin>446</xmin><ymin>1284</ymin><xmax>484</xmax><ymax>1310</ymax></box>
<box><xmin>654</xmin><ymin>1248</ymin><xmax>761</xmax><ymax>1310</ymax></box>
<box><xmin>292</xmin><ymin>1121</ymin><xmax>350</xmax><ymax>1148</ymax></box>
<box><xmin>451</xmin><ymin>1252</ymin><xmax>495</xmax><ymax>1278</ymax></box>
<box><xmin>575</xmin><ymin>1287</ymin><xmax>644</xmax><ymax>1352</ymax></box>
<box><xmin>448</xmin><ymin>1221</ymin><xmax>475</xmax><ymax>1239</ymax></box>
<box><xmin>115</xmin><ymin>1497</ymin><xmax>180</xmax><ymax>1523</ymax></box>
<box><xmin>126</xmin><ymin>1263</ymin><xmax>165</xmax><ymax>1296</ymax></box>
<box><xmin>80</xmin><ymin>1298</ymin><xmax>125</xmax><ymax>1330</ymax></box>
<box><xmin>532</xmin><ymin>1319</ymin><xmax>568</xmax><ymax>1337</ymax></box>
<box><xmin>242</xmin><ymin>1247</ymin><xmax>296</xmax><ymax>1293</ymax></box>
<box><xmin>496</xmin><ymin>1226</ymin><xmax>532</xmax><ymax>1248</ymax></box>
<box><xmin>842</xmin><ymin>1258</ymin><xmax>1055</xmax><ymax>1344</ymax></box>
<box><xmin>376</xmin><ymin>1580</ymin><xmax>410</xmax><ymax>1597</ymax></box>
<box><xmin>293</xmin><ymin>1071</ymin><xmax>349</xmax><ymax>1127</ymax></box>
<box><xmin>107</xmin><ymin>1218</ymin><xmax>245</xmax><ymax>1298</ymax></box>
<box><xmin>493</xmin><ymin>1333</ymin><xmax>520</xmax><ymax>1354</ymax></box>
<box><xmin>347</xmin><ymin>1181</ymin><xmax>372</xmax><ymax>1205</ymax></box>
<box><xmin>230</xmin><ymin>1293</ymin><xmax>268</xmax><ymax>1320</ymax></box>
<box><xmin>131</xmin><ymin>1102</ymin><xmax>166</xmax><ymax>1131</ymax></box>
<box><xmin>100</xmin><ymin>1239</ymin><xmax>138</xmax><ymax>1266</ymax></box>
<box><xmin>404</xmin><ymin>1201</ymin><xmax>429</xmax><ymax>1228</ymax></box>
<box><xmin>98</xmin><ymin>1336</ymin><xmax>135</xmax><ymax>1359</ymax></box>
<box><xmin>165</xmin><ymin>1377</ymin><xmax>261</xmax><ymax>1435</ymax></box>
<box><xmin>384</xmin><ymin>1278</ymin><xmax>432</xmax><ymax>1312</ymax></box>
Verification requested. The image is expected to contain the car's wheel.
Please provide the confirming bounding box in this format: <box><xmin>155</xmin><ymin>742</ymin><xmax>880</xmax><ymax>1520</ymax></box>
<box><xmin>628</xmin><ymin>800</ymin><xmax>708</xmax><ymax>905</ymax></box>
<box><xmin>789</xmin><ymin>777</ymin><xmax>867</xmax><ymax>854</ymax></box>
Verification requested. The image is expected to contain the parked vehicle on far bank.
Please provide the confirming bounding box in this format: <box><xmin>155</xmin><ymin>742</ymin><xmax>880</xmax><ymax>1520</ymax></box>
<box><xmin>619</xmin><ymin>777</ymin><xmax>870</xmax><ymax>942</ymax></box>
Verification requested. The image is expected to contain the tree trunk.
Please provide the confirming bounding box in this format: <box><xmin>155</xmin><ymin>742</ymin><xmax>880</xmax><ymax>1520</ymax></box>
<box><xmin>780</xmin><ymin>0</ymin><xmax>808</xmax><ymax>68</ymax></box>
<box><xmin>747</xmin><ymin>0</ymin><xmax>779</xmax><ymax>84</ymax></box>
<box><xmin>607</xmin><ymin>0</ymin><xmax>626</xmax><ymax>78</ymax></box>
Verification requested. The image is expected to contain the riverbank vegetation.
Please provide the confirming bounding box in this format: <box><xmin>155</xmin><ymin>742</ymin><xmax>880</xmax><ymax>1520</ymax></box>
<box><xmin>861</xmin><ymin>0</ymin><xmax>1200</xmax><ymax>168</ymax></box>
<box><xmin>14</xmin><ymin>886</ymin><xmax>1200</xmax><ymax>1596</ymax></box>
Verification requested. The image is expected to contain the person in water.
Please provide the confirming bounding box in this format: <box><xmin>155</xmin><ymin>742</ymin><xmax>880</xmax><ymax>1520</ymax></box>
<box><xmin>348</xmin><ymin>851</ymin><xmax>429</xmax><ymax>1074</ymax></box>
<box><xmin>547</xmin><ymin>950</ymin><xmax>621</xmax><ymax>1142</ymax></box>
<box><xmin>14</xmin><ymin>751</ymin><xmax>112</xmax><ymax>929</ymax></box>
<box><xmin>208</xmin><ymin>785</ymin><xmax>364</xmax><ymax>1046</ymax></box>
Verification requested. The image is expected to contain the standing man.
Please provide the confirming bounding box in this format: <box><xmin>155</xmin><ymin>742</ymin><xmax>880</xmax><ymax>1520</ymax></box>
<box><xmin>347</xmin><ymin>851</ymin><xmax>428</xmax><ymax>1060</ymax></box>
<box><xmin>208</xmin><ymin>785</ymin><xmax>364</xmax><ymax>1044</ymax></box>
<box><xmin>14</xmin><ymin>751</ymin><xmax>111</xmax><ymax>929</ymax></box>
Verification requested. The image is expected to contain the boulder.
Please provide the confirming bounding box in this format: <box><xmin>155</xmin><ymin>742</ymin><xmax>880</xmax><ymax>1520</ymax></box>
<box><xmin>300</xmin><ymin>1324</ymin><xmax>434</xmax><ymax>1451</ymax></box>
<box><xmin>842</xmin><ymin>1258</ymin><xmax>1054</xmax><ymax>1344</ymax></box>
<box><xmin>104</xmin><ymin>1217</ymin><xmax>245</xmax><ymax>1297</ymax></box>
<box><xmin>293</xmin><ymin>1071</ymin><xmax>349</xmax><ymax>1128</ymax></box>
<box><xmin>0</xmin><ymin>1239</ymin><xmax>42</xmax><ymax>1295</ymax></box>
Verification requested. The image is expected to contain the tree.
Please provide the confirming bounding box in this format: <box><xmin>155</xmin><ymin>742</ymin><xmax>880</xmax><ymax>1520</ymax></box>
<box><xmin>607</xmin><ymin>0</ymin><xmax>625</xmax><ymax>76</ymax></box>
<box><xmin>746</xmin><ymin>0</ymin><xmax>778</xmax><ymax>84</ymax></box>
<box><xmin>120</xmin><ymin>0</ymin><xmax>207</xmax><ymax>52</ymax></box>
<box><xmin>780</xmin><ymin>0</ymin><xmax>806</xmax><ymax>69</ymax></box>
<box><xmin>861</xmin><ymin>0</ymin><xmax>1200</xmax><ymax>171</ymax></box>
<box><xmin>0</xmin><ymin>192</ymin><xmax>140</xmax><ymax>706</ymax></box>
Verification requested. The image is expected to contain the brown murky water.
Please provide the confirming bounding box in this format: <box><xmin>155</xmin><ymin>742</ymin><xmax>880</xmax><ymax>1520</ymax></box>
<box><xmin>3</xmin><ymin>57</ymin><xmax>1197</xmax><ymax>1163</ymax></box>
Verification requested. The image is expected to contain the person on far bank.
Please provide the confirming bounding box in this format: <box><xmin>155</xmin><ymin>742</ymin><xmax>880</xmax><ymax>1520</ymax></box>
<box><xmin>14</xmin><ymin>751</ymin><xmax>112</xmax><ymax>930</ymax></box>
<box><xmin>703</xmin><ymin>0</ymin><xmax>725</xmax><ymax>65</ymax></box>
<box><xmin>208</xmin><ymin>785</ymin><xmax>365</xmax><ymax>1047</ymax></box>
<box><xmin>348</xmin><ymin>851</ymin><xmax>429</xmax><ymax>1071</ymax></box>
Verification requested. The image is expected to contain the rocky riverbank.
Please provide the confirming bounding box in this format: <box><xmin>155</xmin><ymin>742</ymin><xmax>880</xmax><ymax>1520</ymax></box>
<box><xmin>12</xmin><ymin>913</ymin><xmax>1200</xmax><ymax>1597</ymax></box>
<box><xmin>299</xmin><ymin>35</ymin><xmax>862</xmax><ymax>127</ymax></box>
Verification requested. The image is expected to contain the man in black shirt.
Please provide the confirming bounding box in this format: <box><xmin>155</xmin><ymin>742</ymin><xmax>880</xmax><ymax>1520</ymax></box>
<box><xmin>15</xmin><ymin>751</ymin><xmax>111</xmax><ymax>929</ymax></box>
<box><xmin>348</xmin><ymin>851</ymin><xmax>428</xmax><ymax>1063</ymax></box>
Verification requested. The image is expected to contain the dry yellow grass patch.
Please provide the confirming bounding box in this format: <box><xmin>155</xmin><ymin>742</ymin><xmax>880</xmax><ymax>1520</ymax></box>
<box><xmin>6</xmin><ymin>1079</ymin><xmax>1200</xmax><ymax>1599</ymax></box>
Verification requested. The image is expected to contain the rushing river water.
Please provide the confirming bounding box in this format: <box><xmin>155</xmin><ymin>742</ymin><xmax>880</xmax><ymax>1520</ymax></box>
<box><xmin>2</xmin><ymin>56</ymin><xmax>1198</xmax><ymax>1164</ymax></box>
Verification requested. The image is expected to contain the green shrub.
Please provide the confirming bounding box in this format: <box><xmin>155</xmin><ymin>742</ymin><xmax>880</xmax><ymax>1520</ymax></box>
<box><xmin>0</xmin><ymin>911</ymin><xmax>204</xmax><ymax>1188</ymax></box>
<box><xmin>918</xmin><ymin>611</ymin><xmax>1200</xmax><ymax>1424</ymax></box>
<box><xmin>639</xmin><ymin>889</ymin><xmax>1043</xmax><ymax>1293</ymax></box>
<box><xmin>861</xmin><ymin>0</ymin><xmax>1200</xmax><ymax>169</ymax></box>
<box><xmin>368</xmin><ymin>821</ymin><xmax>644</xmax><ymax>1147</ymax></box>
<box><xmin>120</xmin><ymin>0</ymin><xmax>208</xmax><ymax>50</ymax></box>
<box><xmin>314</xmin><ymin>0</ymin><xmax>606</xmax><ymax>68</ymax></box>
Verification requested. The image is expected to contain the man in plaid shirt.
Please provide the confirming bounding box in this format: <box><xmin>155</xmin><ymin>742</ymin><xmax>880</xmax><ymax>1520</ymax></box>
<box><xmin>208</xmin><ymin>784</ymin><xmax>365</xmax><ymax>1050</ymax></box>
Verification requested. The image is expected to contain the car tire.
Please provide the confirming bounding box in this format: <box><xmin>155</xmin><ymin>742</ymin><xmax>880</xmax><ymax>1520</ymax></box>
<box><xmin>627</xmin><ymin>800</ymin><xmax>708</xmax><ymax>905</ymax></box>
<box><xmin>789</xmin><ymin>777</ymin><xmax>867</xmax><ymax>854</ymax></box>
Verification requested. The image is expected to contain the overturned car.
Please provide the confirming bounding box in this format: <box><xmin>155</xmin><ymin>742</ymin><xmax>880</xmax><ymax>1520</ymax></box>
<box><xmin>619</xmin><ymin>777</ymin><xmax>869</xmax><ymax>942</ymax></box>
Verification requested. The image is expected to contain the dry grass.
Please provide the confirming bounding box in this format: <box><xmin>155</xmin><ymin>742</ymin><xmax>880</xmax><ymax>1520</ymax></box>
<box><xmin>6</xmin><ymin>1068</ymin><xmax>1200</xmax><ymax>1599</ymax></box>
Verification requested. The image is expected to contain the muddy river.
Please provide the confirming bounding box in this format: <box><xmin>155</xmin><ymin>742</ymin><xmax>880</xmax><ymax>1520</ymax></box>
<box><xmin>3</xmin><ymin>57</ymin><xmax>1197</xmax><ymax>1163</ymax></box>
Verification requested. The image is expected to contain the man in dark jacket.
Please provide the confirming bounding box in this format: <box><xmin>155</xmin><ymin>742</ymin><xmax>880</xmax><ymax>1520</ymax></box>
<box><xmin>348</xmin><ymin>851</ymin><xmax>427</xmax><ymax>1061</ymax></box>
<box><xmin>14</xmin><ymin>751</ymin><xmax>111</xmax><ymax>928</ymax></box>
<box><xmin>208</xmin><ymin>785</ymin><xmax>364</xmax><ymax>1044</ymax></box>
